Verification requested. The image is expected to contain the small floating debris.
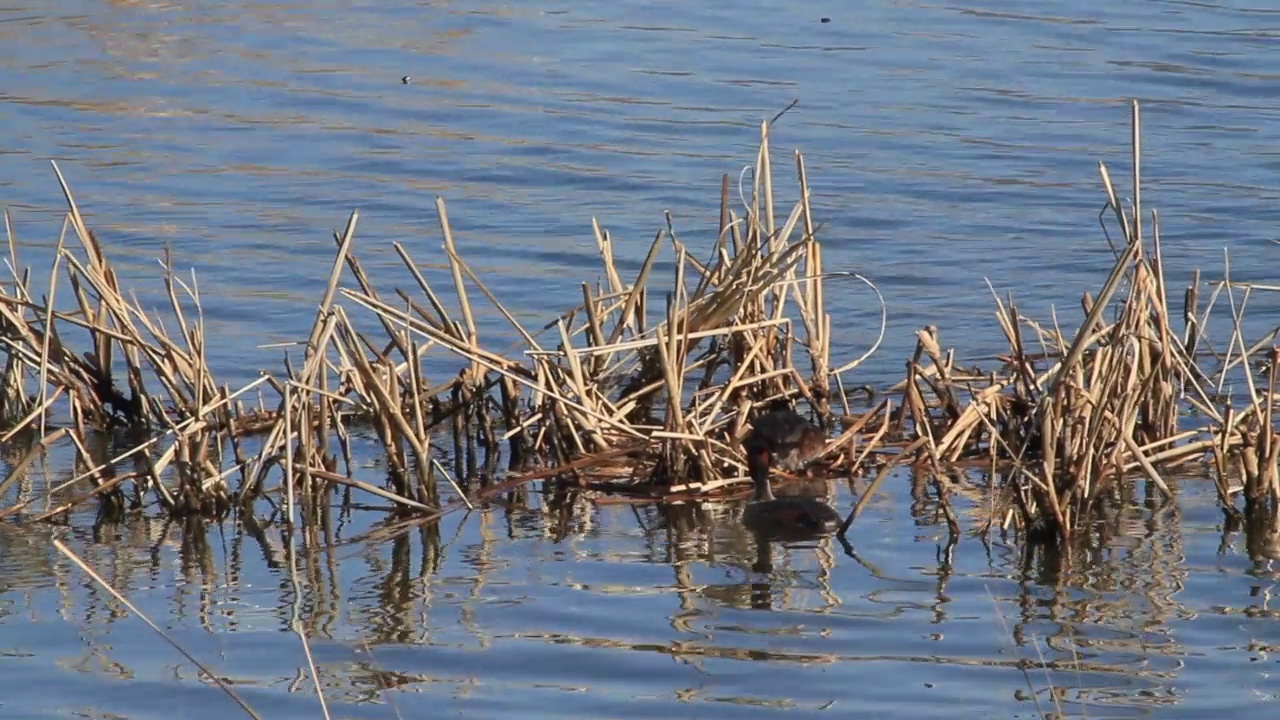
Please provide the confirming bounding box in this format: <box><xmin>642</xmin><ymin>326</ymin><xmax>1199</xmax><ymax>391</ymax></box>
<box><xmin>401</xmin><ymin>75</ymin><xmax>412</xmax><ymax>84</ymax></box>
<box><xmin>820</xmin><ymin>17</ymin><xmax>831</xmax><ymax>23</ymax></box>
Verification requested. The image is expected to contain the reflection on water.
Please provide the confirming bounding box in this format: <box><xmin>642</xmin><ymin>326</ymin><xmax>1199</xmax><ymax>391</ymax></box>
<box><xmin>0</xmin><ymin>465</ymin><xmax>1277</xmax><ymax>718</ymax></box>
<box><xmin>3</xmin><ymin>0</ymin><xmax>1280</xmax><ymax>717</ymax></box>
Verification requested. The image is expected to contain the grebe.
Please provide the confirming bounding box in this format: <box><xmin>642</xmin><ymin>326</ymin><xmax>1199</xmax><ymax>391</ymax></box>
<box><xmin>741</xmin><ymin>408</ymin><xmax>840</xmax><ymax>538</ymax></box>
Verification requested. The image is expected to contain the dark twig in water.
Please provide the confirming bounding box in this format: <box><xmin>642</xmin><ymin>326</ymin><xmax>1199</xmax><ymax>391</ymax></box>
<box><xmin>769</xmin><ymin>98</ymin><xmax>800</xmax><ymax>127</ymax></box>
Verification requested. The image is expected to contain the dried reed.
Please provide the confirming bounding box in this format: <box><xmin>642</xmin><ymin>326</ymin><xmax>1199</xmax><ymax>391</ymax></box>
<box><xmin>883</xmin><ymin>101</ymin><xmax>1280</xmax><ymax>546</ymax></box>
<box><xmin>3</xmin><ymin>102</ymin><xmax>1277</xmax><ymax>555</ymax></box>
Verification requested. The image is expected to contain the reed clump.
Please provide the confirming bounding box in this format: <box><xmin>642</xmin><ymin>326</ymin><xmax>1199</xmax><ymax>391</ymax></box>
<box><xmin>0</xmin><ymin>120</ymin><xmax>890</xmax><ymax>529</ymax></box>
<box><xmin>0</xmin><ymin>165</ymin><xmax>271</xmax><ymax>520</ymax></box>
<box><xmin>322</xmin><ymin>120</ymin><xmax>888</xmax><ymax>502</ymax></box>
<box><xmin>891</xmin><ymin>102</ymin><xmax>1280</xmax><ymax>547</ymax></box>
<box><xmin>1</xmin><ymin>101</ymin><xmax>1278</xmax><ymax>554</ymax></box>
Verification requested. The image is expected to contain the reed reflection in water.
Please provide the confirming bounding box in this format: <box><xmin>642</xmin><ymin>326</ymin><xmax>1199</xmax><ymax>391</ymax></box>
<box><xmin>1</xmin><ymin>463</ymin><xmax>1272</xmax><ymax>718</ymax></box>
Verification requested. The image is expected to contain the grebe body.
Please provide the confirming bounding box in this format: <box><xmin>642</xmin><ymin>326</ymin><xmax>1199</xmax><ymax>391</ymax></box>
<box><xmin>742</xmin><ymin>409</ymin><xmax>840</xmax><ymax>538</ymax></box>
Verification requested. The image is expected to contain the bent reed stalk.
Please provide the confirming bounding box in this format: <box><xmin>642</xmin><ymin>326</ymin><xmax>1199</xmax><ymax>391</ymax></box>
<box><xmin>0</xmin><ymin>102</ymin><xmax>1277</xmax><ymax>551</ymax></box>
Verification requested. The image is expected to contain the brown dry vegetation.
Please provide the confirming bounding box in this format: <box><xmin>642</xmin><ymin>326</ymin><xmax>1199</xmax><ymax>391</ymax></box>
<box><xmin>1</xmin><ymin>100</ymin><xmax>1278</xmax><ymax>557</ymax></box>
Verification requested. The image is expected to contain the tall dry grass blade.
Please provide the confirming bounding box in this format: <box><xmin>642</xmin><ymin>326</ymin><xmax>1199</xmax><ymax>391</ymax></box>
<box><xmin>1132</xmin><ymin>100</ymin><xmax>1142</xmax><ymax>248</ymax></box>
<box><xmin>436</xmin><ymin>197</ymin><xmax>481</xmax><ymax>379</ymax></box>
<box><xmin>393</xmin><ymin>241</ymin><xmax>455</xmax><ymax>334</ymax></box>
<box><xmin>36</xmin><ymin>230</ymin><xmax>67</xmax><ymax>437</ymax></box>
<box><xmin>311</xmin><ymin>211</ymin><xmax>358</xmax><ymax>352</ymax></box>
<box><xmin>443</xmin><ymin>241</ymin><xmax>542</xmax><ymax>351</ymax></box>
<box><xmin>1058</xmin><ymin>242</ymin><xmax>1139</xmax><ymax>381</ymax></box>
<box><xmin>48</xmin><ymin>162</ymin><xmax>101</xmax><ymax>270</ymax></box>
<box><xmin>606</xmin><ymin>229</ymin><xmax>664</xmax><ymax>347</ymax></box>
<box><xmin>593</xmin><ymin>218</ymin><xmax>625</xmax><ymax>298</ymax></box>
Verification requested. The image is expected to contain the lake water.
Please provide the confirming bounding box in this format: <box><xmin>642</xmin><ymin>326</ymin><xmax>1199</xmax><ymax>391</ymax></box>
<box><xmin>2</xmin><ymin>1</ymin><xmax>1280</xmax><ymax>718</ymax></box>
